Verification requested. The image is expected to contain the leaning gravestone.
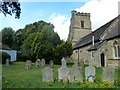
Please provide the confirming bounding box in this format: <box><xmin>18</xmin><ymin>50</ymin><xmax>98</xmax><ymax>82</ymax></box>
<box><xmin>25</xmin><ymin>60</ymin><xmax>32</xmax><ymax>69</ymax></box>
<box><xmin>49</xmin><ymin>60</ymin><xmax>54</xmax><ymax>68</ymax></box>
<box><xmin>85</xmin><ymin>65</ymin><xmax>95</xmax><ymax>82</ymax></box>
<box><xmin>42</xmin><ymin>67</ymin><xmax>54</xmax><ymax>82</ymax></box>
<box><xmin>69</xmin><ymin>64</ymin><xmax>83</xmax><ymax>82</ymax></box>
<box><xmin>102</xmin><ymin>66</ymin><xmax>115</xmax><ymax>84</ymax></box>
<box><xmin>35</xmin><ymin>59</ymin><xmax>41</xmax><ymax>68</ymax></box>
<box><xmin>58</xmin><ymin>57</ymin><xmax>70</xmax><ymax>82</ymax></box>
<box><xmin>6</xmin><ymin>58</ymin><xmax>9</xmax><ymax>66</ymax></box>
<box><xmin>41</xmin><ymin>59</ymin><xmax>45</xmax><ymax>66</ymax></box>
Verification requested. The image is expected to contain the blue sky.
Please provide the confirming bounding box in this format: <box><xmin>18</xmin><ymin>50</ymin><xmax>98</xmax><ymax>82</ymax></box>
<box><xmin>0</xmin><ymin>0</ymin><xmax>119</xmax><ymax>40</ymax></box>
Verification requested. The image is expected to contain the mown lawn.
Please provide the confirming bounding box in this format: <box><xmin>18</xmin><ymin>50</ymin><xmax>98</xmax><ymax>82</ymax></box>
<box><xmin>2</xmin><ymin>62</ymin><xmax>120</xmax><ymax>88</ymax></box>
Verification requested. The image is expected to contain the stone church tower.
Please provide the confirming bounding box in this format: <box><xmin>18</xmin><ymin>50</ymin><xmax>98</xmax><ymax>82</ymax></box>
<box><xmin>68</xmin><ymin>10</ymin><xmax>92</xmax><ymax>61</ymax></box>
<box><xmin>68</xmin><ymin>10</ymin><xmax>92</xmax><ymax>45</ymax></box>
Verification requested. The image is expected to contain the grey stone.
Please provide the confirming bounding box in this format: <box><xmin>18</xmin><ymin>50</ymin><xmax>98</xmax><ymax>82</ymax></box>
<box><xmin>61</xmin><ymin>57</ymin><xmax>66</xmax><ymax>68</ymax></box>
<box><xmin>49</xmin><ymin>60</ymin><xmax>54</xmax><ymax>68</ymax></box>
<box><xmin>58</xmin><ymin>67</ymin><xmax>70</xmax><ymax>82</ymax></box>
<box><xmin>69</xmin><ymin>65</ymin><xmax>83</xmax><ymax>82</ymax></box>
<box><xmin>85</xmin><ymin>65</ymin><xmax>95</xmax><ymax>82</ymax></box>
<box><xmin>42</xmin><ymin>67</ymin><xmax>54</xmax><ymax>82</ymax></box>
<box><xmin>102</xmin><ymin>66</ymin><xmax>115</xmax><ymax>84</ymax></box>
<box><xmin>0</xmin><ymin>76</ymin><xmax>2</xmax><ymax>81</ymax></box>
<box><xmin>41</xmin><ymin>59</ymin><xmax>45</xmax><ymax>66</ymax></box>
<box><xmin>6</xmin><ymin>58</ymin><xmax>9</xmax><ymax>66</ymax></box>
<box><xmin>25</xmin><ymin>60</ymin><xmax>32</xmax><ymax>69</ymax></box>
<box><xmin>35</xmin><ymin>59</ymin><xmax>41</xmax><ymax>68</ymax></box>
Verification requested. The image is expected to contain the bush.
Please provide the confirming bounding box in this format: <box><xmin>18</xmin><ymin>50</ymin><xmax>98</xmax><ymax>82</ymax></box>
<box><xmin>0</xmin><ymin>51</ymin><xmax>10</xmax><ymax>64</ymax></box>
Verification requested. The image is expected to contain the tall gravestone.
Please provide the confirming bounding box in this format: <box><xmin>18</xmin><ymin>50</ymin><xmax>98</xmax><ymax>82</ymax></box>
<box><xmin>69</xmin><ymin>64</ymin><xmax>83</xmax><ymax>82</ymax></box>
<box><xmin>6</xmin><ymin>58</ymin><xmax>9</xmax><ymax>66</ymax></box>
<box><xmin>35</xmin><ymin>59</ymin><xmax>41</xmax><ymax>68</ymax></box>
<box><xmin>102</xmin><ymin>66</ymin><xmax>115</xmax><ymax>84</ymax></box>
<box><xmin>42</xmin><ymin>67</ymin><xmax>54</xmax><ymax>82</ymax></box>
<box><xmin>85</xmin><ymin>65</ymin><xmax>95</xmax><ymax>82</ymax></box>
<box><xmin>58</xmin><ymin>57</ymin><xmax>70</xmax><ymax>82</ymax></box>
<box><xmin>25</xmin><ymin>60</ymin><xmax>32</xmax><ymax>69</ymax></box>
<box><xmin>41</xmin><ymin>59</ymin><xmax>45</xmax><ymax>66</ymax></box>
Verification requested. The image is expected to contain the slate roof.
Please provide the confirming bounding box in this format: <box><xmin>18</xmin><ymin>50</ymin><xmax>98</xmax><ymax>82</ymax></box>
<box><xmin>74</xmin><ymin>16</ymin><xmax>119</xmax><ymax>50</ymax></box>
<box><xmin>87</xmin><ymin>41</ymin><xmax>106</xmax><ymax>51</ymax></box>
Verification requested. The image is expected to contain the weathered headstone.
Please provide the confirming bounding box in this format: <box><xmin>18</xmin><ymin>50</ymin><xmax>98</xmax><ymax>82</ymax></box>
<box><xmin>61</xmin><ymin>57</ymin><xmax>66</xmax><ymax>68</ymax></box>
<box><xmin>25</xmin><ymin>60</ymin><xmax>32</xmax><ymax>69</ymax></box>
<box><xmin>41</xmin><ymin>59</ymin><xmax>45</xmax><ymax>66</ymax></box>
<box><xmin>6</xmin><ymin>58</ymin><xmax>9</xmax><ymax>66</ymax></box>
<box><xmin>69</xmin><ymin>64</ymin><xmax>83</xmax><ymax>82</ymax></box>
<box><xmin>49</xmin><ymin>60</ymin><xmax>54</xmax><ymax>68</ymax></box>
<box><xmin>35</xmin><ymin>59</ymin><xmax>41</xmax><ymax>68</ymax></box>
<box><xmin>42</xmin><ymin>67</ymin><xmax>54</xmax><ymax>82</ymax></box>
<box><xmin>102</xmin><ymin>66</ymin><xmax>115</xmax><ymax>84</ymax></box>
<box><xmin>58</xmin><ymin>67</ymin><xmax>70</xmax><ymax>82</ymax></box>
<box><xmin>85</xmin><ymin>65</ymin><xmax>95</xmax><ymax>82</ymax></box>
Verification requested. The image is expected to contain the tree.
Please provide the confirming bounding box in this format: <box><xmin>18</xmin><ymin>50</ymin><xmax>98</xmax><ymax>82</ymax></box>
<box><xmin>54</xmin><ymin>40</ymin><xmax>73</xmax><ymax>63</ymax></box>
<box><xmin>20</xmin><ymin>21</ymin><xmax>61</xmax><ymax>62</ymax></box>
<box><xmin>1</xmin><ymin>27</ymin><xmax>15</xmax><ymax>48</ymax></box>
<box><xmin>0</xmin><ymin>0</ymin><xmax>21</xmax><ymax>19</ymax></box>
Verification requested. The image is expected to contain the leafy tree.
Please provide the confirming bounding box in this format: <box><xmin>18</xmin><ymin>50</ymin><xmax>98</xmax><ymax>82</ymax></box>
<box><xmin>1</xmin><ymin>27</ymin><xmax>15</xmax><ymax>48</ymax></box>
<box><xmin>54</xmin><ymin>40</ymin><xmax>73</xmax><ymax>63</ymax></box>
<box><xmin>0</xmin><ymin>0</ymin><xmax>21</xmax><ymax>19</ymax></box>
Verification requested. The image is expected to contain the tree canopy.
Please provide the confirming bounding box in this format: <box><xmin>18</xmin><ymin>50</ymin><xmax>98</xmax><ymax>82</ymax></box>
<box><xmin>0</xmin><ymin>0</ymin><xmax>21</xmax><ymax>19</ymax></box>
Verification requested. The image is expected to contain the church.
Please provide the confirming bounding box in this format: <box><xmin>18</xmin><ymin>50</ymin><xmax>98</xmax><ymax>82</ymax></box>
<box><xmin>68</xmin><ymin>10</ymin><xmax>120</xmax><ymax>67</ymax></box>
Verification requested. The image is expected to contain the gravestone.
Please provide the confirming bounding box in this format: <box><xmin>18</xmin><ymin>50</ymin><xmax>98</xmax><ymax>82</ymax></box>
<box><xmin>58</xmin><ymin>57</ymin><xmax>70</xmax><ymax>82</ymax></box>
<box><xmin>69</xmin><ymin>64</ymin><xmax>83</xmax><ymax>82</ymax></box>
<box><xmin>41</xmin><ymin>59</ymin><xmax>45</xmax><ymax>66</ymax></box>
<box><xmin>25</xmin><ymin>60</ymin><xmax>32</xmax><ymax>69</ymax></box>
<box><xmin>61</xmin><ymin>57</ymin><xmax>66</xmax><ymax>68</ymax></box>
<box><xmin>102</xmin><ymin>66</ymin><xmax>115</xmax><ymax>84</ymax></box>
<box><xmin>58</xmin><ymin>67</ymin><xmax>70</xmax><ymax>82</ymax></box>
<box><xmin>42</xmin><ymin>67</ymin><xmax>54</xmax><ymax>82</ymax></box>
<box><xmin>35</xmin><ymin>59</ymin><xmax>41</xmax><ymax>68</ymax></box>
<box><xmin>49</xmin><ymin>60</ymin><xmax>54</xmax><ymax>68</ymax></box>
<box><xmin>6</xmin><ymin>58</ymin><xmax>9</xmax><ymax>66</ymax></box>
<box><xmin>85</xmin><ymin>65</ymin><xmax>95</xmax><ymax>82</ymax></box>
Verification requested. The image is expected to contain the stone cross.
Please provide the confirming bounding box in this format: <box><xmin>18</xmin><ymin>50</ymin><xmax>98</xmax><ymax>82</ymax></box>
<box><xmin>42</xmin><ymin>67</ymin><xmax>54</xmax><ymax>82</ymax></box>
<box><xmin>35</xmin><ymin>59</ymin><xmax>41</xmax><ymax>68</ymax></box>
<box><xmin>69</xmin><ymin>64</ymin><xmax>83</xmax><ymax>82</ymax></box>
<box><xmin>61</xmin><ymin>57</ymin><xmax>66</xmax><ymax>68</ymax></box>
<box><xmin>41</xmin><ymin>59</ymin><xmax>45</xmax><ymax>66</ymax></box>
<box><xmin>85</xmin><ymin>65</ymin><xmax>95</xmax><ymax>82</ymax></box>
<box><xmin>6</xmin><ymin>58</ymin><xmax>9</xmax><ymax>66</ymax></box>
<box><xmin>25</xmin><ymin>60</ymin><xmax>32</xmax><ymax>69</ymax></box>
<box><xmin>102</xmin><ymin>66</ymin><xmax>115</xmax><ymax>84</ymax></box>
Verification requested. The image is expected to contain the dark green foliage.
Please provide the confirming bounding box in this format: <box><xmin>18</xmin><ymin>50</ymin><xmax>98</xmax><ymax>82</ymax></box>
<box><xmin>0</xmin><ymin>0</ymin><xmax>21</xmax><ymax>19</ymax></box>
<box><xmin>1</xmin><ymin>27</ymin><xmax>15</xmax><ymax>48</ymax></box>
<box><xmin>0</xmin><ymin>51</ymin><xmax>10</xmax><ymax>64</ymax></box>
<box><xmin>54</xmin><ymin>40</ymin><xmax>73</xmax><ymax>63</ymax></box>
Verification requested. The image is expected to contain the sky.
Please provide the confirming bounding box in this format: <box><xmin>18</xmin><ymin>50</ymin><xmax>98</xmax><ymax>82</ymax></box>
<box><xmin>0</xmin><ymin>0</ymin><xmax>119</xmax><ymax>40</ymax></box>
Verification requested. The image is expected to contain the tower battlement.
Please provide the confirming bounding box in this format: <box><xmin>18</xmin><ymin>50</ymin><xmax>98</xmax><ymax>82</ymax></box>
<box><xmin>71</xmin><ymin>10</ymin><xmax>90</xmax><ymax>17</ymax></box>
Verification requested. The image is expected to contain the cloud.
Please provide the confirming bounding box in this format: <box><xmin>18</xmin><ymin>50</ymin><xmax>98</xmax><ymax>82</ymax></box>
<box><xmin>49</xmin><ymin>13</ymin><xmax>70</xmax><ymax>40</ymax></box>
<box><xmin>75</xmin><ymin>0</ymin><xmax>119</xmax><ymax>30</ymax></box>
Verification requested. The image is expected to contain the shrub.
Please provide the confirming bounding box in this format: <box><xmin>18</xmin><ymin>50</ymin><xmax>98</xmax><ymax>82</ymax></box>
<box><xmin>0</xmin><ymin>51</ymin><xmax>10</xmax><ymax>64</ymax></box>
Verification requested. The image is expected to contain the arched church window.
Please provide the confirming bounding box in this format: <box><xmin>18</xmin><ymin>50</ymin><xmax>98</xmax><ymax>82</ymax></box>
<box><xmin>81</xmin><ymin>20</ymin><xmax>84</xmax><ymax>28</ymax></box>
<box><xmin>113</xmin><ymin>41</ymin><xmax>120</xmax><ymax>57</ymax></box>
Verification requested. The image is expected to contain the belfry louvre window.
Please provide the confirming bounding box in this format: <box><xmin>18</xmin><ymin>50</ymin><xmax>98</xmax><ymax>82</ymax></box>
<box><xmin>81</xmin><ymin>21</ymin><xmax>84</xmax><ymax>28</ymax></box>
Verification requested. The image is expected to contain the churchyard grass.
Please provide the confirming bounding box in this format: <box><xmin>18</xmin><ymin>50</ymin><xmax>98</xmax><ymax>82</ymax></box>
<box><xmin>2</xmin><ymin>62</ymin><xmax>120</xmax><ymax>88</ymax></box>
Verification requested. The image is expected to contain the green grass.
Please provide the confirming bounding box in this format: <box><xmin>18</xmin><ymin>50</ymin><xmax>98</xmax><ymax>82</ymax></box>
<box><xmin>2</xmin><ymin>62</ymin><xmax>120</xmax><ymax>88</ymax></box>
